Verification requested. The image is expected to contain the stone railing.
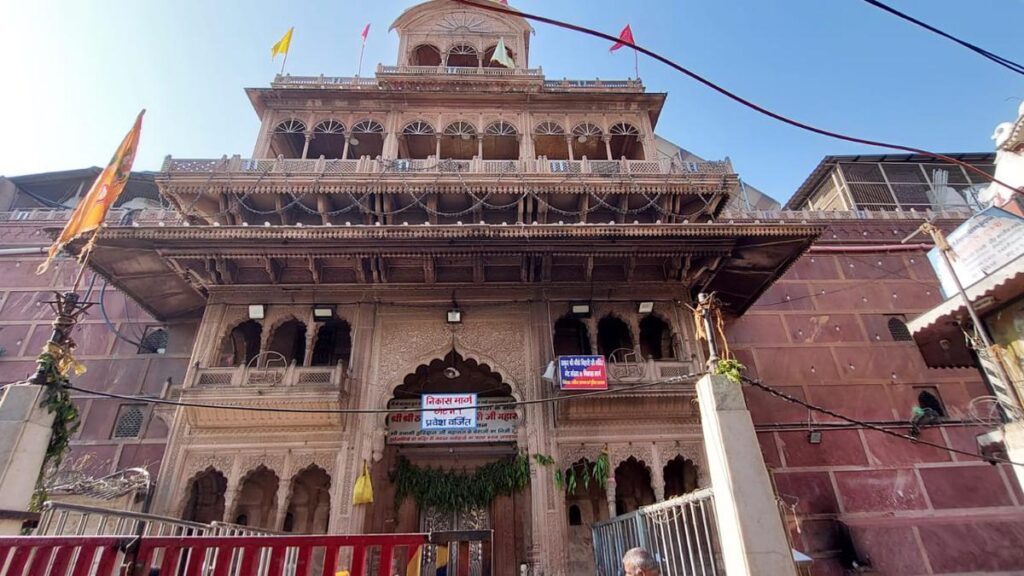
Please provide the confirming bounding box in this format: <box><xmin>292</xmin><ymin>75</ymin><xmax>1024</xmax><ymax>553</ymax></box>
<box><xmin>605</xmin><ymin>358</ymin><xmax>700</xmax><ymax>388</ymax></box>
<box><xmin>542</xmin><ymin>78</ymin><xmax>644</xmax><ymax>92</ymax></box>
<box><xmin>271</xmin><ymin>74</ymin><xmax>380</xmax><ymax>89</ymax></box>
<box><xmin>161</xmin><ymin>156</ymin><xmax>732</xmax><ymax>178</ymax></box>
<box><xmin>378</xmin><ymin>64</ymin><xmax>543</xmax><ymax>77</ymax></box>
<box><xmin>188</xmin><ymin>362</ymin><xmax>346</xmax><ymax>390</ymax></box>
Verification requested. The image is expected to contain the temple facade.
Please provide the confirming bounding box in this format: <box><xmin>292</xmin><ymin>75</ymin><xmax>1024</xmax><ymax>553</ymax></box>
<box><xmin>4</xmin><ymin>1</ymin><xmax>1024</xmax><ymax>574</ymax></box>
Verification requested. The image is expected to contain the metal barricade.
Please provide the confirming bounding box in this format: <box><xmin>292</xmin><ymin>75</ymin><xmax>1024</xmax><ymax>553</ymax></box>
<box><xmin>592</xmin><ymin>489</ymin><xmax>723</xmax><ymax>576</ymax></box>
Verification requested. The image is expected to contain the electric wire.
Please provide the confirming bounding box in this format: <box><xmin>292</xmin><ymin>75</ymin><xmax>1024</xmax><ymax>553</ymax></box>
<box><xmin>857</xmin><ymin>0</ymin><xmax>1024</xmax><ymax>76</ymax></box>
<box><xmin>455</xmin><ymin>0</ymin><xmax>1020</xmax><ymax>198</ymax></box>
<box><xmin>62</xmin><ymin>371</ymin><xmax>704</xmax><ymax>415</ymax></box>
<box><xmin>742</xmin><ymin>376</ymin><xmax>1024</xmax><ymax>468</ymax></box>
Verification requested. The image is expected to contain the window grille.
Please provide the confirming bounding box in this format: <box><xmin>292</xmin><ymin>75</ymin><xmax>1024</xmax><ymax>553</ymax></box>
<box><xmin>313</xmin><ymin>120</ymin><xmax>346</xmax><ymax>134</ymax></box>
<box><xmin>572</xmin><ymin>123</ymin><xmax>603</xmax><ymax>137</ymax></box>
<box><xmin>443</xmin><ymin>121</ymin><xmax>477</xmax><ymax>137</ymax></box>
<box><xmin>138</xmin><ymin>327</ymin><xmax>168</xmax><ymax>354</ymax></box>
<box><xmin>351</xmin><ymin>120</ymin><xmax>384</xmax><ymax>134</ymax></box>
<box><xmin>274</xmin><ymin>119</ymin><xmax>306</xmax><ymax>134</ymax></box>
<box><xmin>485</xmin><ymin>121</ymin><xmax>517</xmax><ymax>136</ymax></box>
<box><xmin>113</xmin><ymin>405</ymin><xmax>145</xmax><ymax>439</ymax></box>
<box><xmin>609</xmin><ymin>122</ymin><xmax>640</xmax><ymax>136</ymax></box>
<box><xmin>534</xmin><ymin>121</ymin><xmax>565</xmax><ymax>135</ymax></box>
<box><xmin>402</xmin><ymin>120</ymin><xmax>435</xmax><ymax>136</ymax></box>
<box><xmin>887</xmin><ymin>316</ymin><xmax>912</xmax><ymax>342</ymax></box>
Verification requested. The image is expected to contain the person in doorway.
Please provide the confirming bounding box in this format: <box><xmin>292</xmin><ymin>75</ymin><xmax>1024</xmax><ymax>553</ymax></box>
<box><xmin>622</xmin><ymin>547</ymin><xmax>661</xmax><ymax>576</ymax></box>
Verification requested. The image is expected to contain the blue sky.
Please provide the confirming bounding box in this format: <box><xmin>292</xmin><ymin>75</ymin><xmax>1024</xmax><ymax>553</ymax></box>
<box><xmin>1</xmin><ymin>0</ymin><xmax>1022</xmax><ymax>203</ymax></box>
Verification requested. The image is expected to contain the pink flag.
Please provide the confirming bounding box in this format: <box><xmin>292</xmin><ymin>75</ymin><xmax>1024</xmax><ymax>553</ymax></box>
<box><xmin>609</xmin><ymin>24</ymin><xmax>634</xmax><ymax>52</ymax></box>
<box><xmin>361</xmin><ymin>23</ymin><xmax>370</xmax><ymax>43</ymax></box>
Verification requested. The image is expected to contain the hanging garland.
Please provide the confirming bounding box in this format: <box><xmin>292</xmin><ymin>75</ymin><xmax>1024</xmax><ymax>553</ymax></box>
<box><xmin>392</xmin><ymin>454</ymin><xmax>530</xmax><ymax>514</ymax></box>
<box><xmin>533</xmin><ymin>450</ymin><xmax>610</xmax><ymax>493</ymax></box>
<box><xmin>29</xmin><ymin>348</ymin><xmax>82</xmax><ymax>511</ymax></box>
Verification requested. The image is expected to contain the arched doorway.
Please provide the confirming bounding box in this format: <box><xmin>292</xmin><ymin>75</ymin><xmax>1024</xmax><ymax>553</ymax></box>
<box><xmin>564</xmin><ymin>458</ymin><xmax>609</xmax><ymax>576</ymax></box>
<box><xmin>267</xmin><ymin>318</ymin><xmax>307</xmax><ymax>366</ymax></box>
<box><xmin>614</xmin><ymin>457</ymin><xmax>655</xmax><ymax>514</ymax></box>
<box><xmin>182</xmin><ymin>468</ymin><xmax>227</xmax><ymax>523</ymax></box>
<box><xmin>664</xmin><ymin>455</ymin><xmax>700</xmax><ymax>498</ymax></box>
<box><xmin>233</xmin><ymin>466</ymin><xmax>280</xmax><ymax>529</ymax></box>
<box><xmin>368</xmin><ymin>350</ymin><xmax>525</xmax><ymax>576</ymax></box>
<box><xmin>285</xmin><ymin>465</ymin><xmax>331</xmax><ymax>534</ymax></box>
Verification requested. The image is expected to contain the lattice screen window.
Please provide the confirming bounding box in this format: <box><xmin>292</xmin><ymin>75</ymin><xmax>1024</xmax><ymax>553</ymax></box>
<box><xmin>112</xmin><ymin>405</ymin><xmax>145</xmax><ymax>439</ymax></box>
<box><xmin>138</xmin><ymin>327</ymin><xmax>168</xmax><ymax>354</ymax></box>
<box><xmin>887</xmin><ymin>316</ymin><xmax>913</xmax><ymax>342</ymax></box>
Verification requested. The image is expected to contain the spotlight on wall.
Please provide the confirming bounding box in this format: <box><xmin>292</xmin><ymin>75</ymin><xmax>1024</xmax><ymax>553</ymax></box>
<box><xmin>248</xmin><ymin>304</ymin><xmax>266</xmax><ymax>320</ymax></box>
<box><xmin>577</xmin><ymin>135</ymin><xmax>588</xmax><ymax>144</ymax></box>
<box><xmin>348</xmin><ymin>137</ymin><xmax>360</xmax><ymax>146</ymax></box>
<box><xmin>637</xmin><ymin>301</ymin><xmax>655</xmax><ymax>314</ymax></box>
<box><xmin>807</xmin><ymin>430</ymin><xmax>822</xmax><ymax>445</ymax></box>
<box><xmin>570</xmin><ymin>302</ymin><xmax>592</xmax><ymax>318</ymax></box>
<box><xmin>447</xmin><ymin>308</ymin><xmax>463</xmax><ymax>324</ymax></box>
<box><xmin>312</xmin><ymin>305</ymin><xmax>335</xmax><ymax>322</ymax></box>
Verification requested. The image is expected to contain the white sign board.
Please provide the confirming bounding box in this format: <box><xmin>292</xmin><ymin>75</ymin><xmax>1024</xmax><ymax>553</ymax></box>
<box><xmin>387</xmin><ymin>397</ymin><xmax>518</xmax><ymax>445</ymax></box>
<box><xmin>928</xmin><ymin>207</ymin><xmax>1024</xmax><ymax>298</ymax></box>
<box><xmin>421</xmin><ymin>393</ymin><xmax>478</xmax><ymax>431</ymax></box>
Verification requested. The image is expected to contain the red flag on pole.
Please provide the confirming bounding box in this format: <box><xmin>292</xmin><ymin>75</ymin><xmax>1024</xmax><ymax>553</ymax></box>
<box><xmin>361</xmin><ymin>23</ymin><xmax>371</xmax><ymax>43</ymax></box>
<box><xmin>609</xmin><ymin>24</ymin><xmax>634</xmax><ymax>52</ymax></box>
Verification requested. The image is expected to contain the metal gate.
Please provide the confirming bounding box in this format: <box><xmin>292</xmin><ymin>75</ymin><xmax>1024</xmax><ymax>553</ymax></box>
<box><xmin>591</xmin><ymin>488</ymin><xmax>723</xmax><ymax>576</ymax></box>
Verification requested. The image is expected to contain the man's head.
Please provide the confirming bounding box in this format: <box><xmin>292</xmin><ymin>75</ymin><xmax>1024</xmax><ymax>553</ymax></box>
<box><xmin>622</xmin><ymin>547</ymin><xmax>660</xmax><ymax>576</ymax></box>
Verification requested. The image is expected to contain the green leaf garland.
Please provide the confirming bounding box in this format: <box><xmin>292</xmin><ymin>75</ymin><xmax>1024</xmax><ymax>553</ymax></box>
<box><xmin>391</xmin><ymin>454</ymin><xmax>530</xmax><ymax>514</ymax></box>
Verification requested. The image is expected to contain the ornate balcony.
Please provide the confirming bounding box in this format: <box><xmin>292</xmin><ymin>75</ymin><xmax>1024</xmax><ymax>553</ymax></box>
<box><xmin>187</xmin><ymin>362</ymin><xmax>347</xmax><ymax>390</ymax></box>
<box><xmin>161</xmin><ymin>156</ymin><xmax>730</xmax><ymax>178</ymax></box>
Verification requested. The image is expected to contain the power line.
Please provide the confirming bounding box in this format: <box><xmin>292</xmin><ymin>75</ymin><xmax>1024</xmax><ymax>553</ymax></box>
<box><xmin>742</xmin><ymin>376</ymin><xmax>1024</xmax><ymax>468</ymax></box>
<box><xmin>63</xmin><ymin>370</ymin><xmax>702</xmax><ymax>415</ymax></box>
<box><xmin>456</xmin><ymin>0</ymin><xmax>1020</xmax><ymax>198</ymax></box>
<box><xmin>857</xmin><ymin>0</ymin><xmax>1024</xmax><ymax>76</ymax></box>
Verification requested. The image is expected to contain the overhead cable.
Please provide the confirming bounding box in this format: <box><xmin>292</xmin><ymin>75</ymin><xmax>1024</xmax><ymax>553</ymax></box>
<box><xmin>454</xmin><ymin>0</ymin><xmax>1020</xmax><ymax>198</ymax></box>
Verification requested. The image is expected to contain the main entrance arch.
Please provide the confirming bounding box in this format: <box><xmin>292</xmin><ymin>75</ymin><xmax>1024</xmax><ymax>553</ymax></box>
<box><xmin>365</xmin><ymin>350</ymin><xmax>528</xmax><ymax>576</ymax></box>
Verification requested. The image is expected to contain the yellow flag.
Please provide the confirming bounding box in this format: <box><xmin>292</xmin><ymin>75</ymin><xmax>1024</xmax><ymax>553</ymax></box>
<box><xmin>37</xmin><ymin>110</ymin><xmax>144</xmax><ymax>275</ymax></box>
<box><xmin>352</xmin><ymin>460</ymin><xmax>373</xmax><ymax>504</ymax></box>
<box><xmin>272</xmin><ymin>27</ymin><xmax>293</xmax><ymax>59</ymax></box>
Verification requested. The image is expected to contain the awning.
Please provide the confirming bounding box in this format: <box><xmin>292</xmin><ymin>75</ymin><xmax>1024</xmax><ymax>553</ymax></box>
<box><xmin>907</xmin><ymin>255</ymin><xmax>1024</xmax><ymax>368</ymax></box>
<box><xmin>908</xmin><ymin>255</ymin><xmax>1024</xmax><ymax>335</ymax></box>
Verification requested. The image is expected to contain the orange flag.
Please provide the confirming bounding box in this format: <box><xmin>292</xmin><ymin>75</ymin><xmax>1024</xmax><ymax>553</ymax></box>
<box><xmin>37</xmin><ymin>110</ymin><xmax>145</xmax><ymax>275</ymax></box>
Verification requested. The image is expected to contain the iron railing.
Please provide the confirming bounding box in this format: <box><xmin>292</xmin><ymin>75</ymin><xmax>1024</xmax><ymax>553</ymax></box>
<box><xmin>592</xmin><ymin>489</ymin><xmax>723</xmax><ymax>576</ymax></box>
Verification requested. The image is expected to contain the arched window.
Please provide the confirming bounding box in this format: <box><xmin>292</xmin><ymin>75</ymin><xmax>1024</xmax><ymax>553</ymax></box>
<box><xmin>482</xmin><ymin>121</ymin><xmax>519</xmax><ymax>160</ymax></box>
<box><xmin>267</xmin><ymin>319</ymin><xmax>307</xmax><ymax>366</ymax></box>
<box><xmin>917</xmin><ymin>390</ymin><xmax>946</xmax><ymax>417</ymax></box>
<box><xmin>534</xmin><ymin>121</ymin><xmax>568</xmax><ymax>160</ymax></box>
<box><xmin>311</xmin><ymin>318</ymin><xmax>352</xmax><ymax>367</ymax></box>
<box><xmin>441</xmin><ymin>121</ymin><xmax>478</xmax><ymax>160</ymax></box>
<box><xmin>447</xmin><ymin>44</ymin><xmax>479</xmax><ymax>67</ymax></box>
<box><xmin>218</xmin><ymin>320</ymin><xmax>262</xmax><ymax>367</ymax></box>
<box><xmin>138</xmin><ymin>327</ymin><xmax>168</xmax><ymax>354</ymax></box>
<box><xmin>112</xmin><ymin>405</ymin><xmax>145</xmax><ymax>438</ymax></box>
<box><xmin>571</xmin><ymin>123</ymin><xmax>607</xmax><ymax>160</ymax></box>
<box><xmin>609</xmin><ymin>122</ymin><xmax>644</xmax><ymax>160</ymax></box>
<box><xmin>270</xmin><ymin>119</ymin><xmax>307</xmax><ymax>159</ymax></box>
<box><xmin>553</xmin><ymin>316</ymin><xmax>593</xmax><ymax>356</ymax></box>
<box><xmin>400</xmin><ymin>120</ymin><xmax>436</xmax><ymax>160</ymax></box>
<box><xmin>285</xmin><ymin>466</ymin><xmax>332</xmax><ymax>534</ymax></box>
<box><xmin>483</xmin><ymin>44</ymin><xmax>514</xmax><ymax>68</ymax></box>
<box><xmin>411</xmin><ymin>44</ymin><xmax>442</xmax><ymax>66</ymax></box>
<box><xmin>348</xmin><ymin>120</ymin><xmax>385</xmax><ymax>159</ymax></box>
<box><xmin>887</xmin><ymin>316</ymin><xmax>912</xmax><ymax>341</ymax></box>
<box><xmin>568</xmin><ymin>504</ymin><xmax>582</xmax><ymax>526</ymax></box>
<box><xmin>307</xmin><ymin>120</ymin><xmax>347</xmax><ymax>160</ymax></box>
<box><xmin>597</xmin><ymin>316</ymin><xmax>634</xmax><ymax>359</ymax></box>
<box><xmin>614</xmin><ymin>457</ymin><xmax>655</xmax><ymax>514</ymax></box>
<box><xmin>234</xmin><ymin>467</ymin><xmax>279</xmax><ymax>529</ymax></box>
<box><xmin>639</xmin><ymin>315</ymin><xmax>674</xmax><ymax>360</ymax></box>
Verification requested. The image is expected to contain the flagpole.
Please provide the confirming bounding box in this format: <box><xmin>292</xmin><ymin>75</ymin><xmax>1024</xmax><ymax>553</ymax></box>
<box><xmin>358</xmin><ymin>40</ymin><xmax>366</xmax><ymax>77</ymax></box>
<box><xmin>634</xmin><ymin>48</ymin><xmax>639</xmax><ymax>80</ymax></box>
<box><xmin>279</xmin><ymin>50</ymin><xmax>289</xmax><ymax>76</ymax></box>
<box><xmin>71</xmin><ymin>226</ymin><xmax>103</xmax><ymax>293</ymax></box>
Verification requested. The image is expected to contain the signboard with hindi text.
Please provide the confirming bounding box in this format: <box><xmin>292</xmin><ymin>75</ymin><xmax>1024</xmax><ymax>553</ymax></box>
<box><xmin>928</xmin><ymin>207</ymin><xmax>1024</xmax><ymax>298</ymax></box>
<box><xmin>387</xmin><ymin>397</ymin><xmax>518</xmax><ymax>445</ymax></box>
<box><xmin>558</xmin><ymin>355</ymin><xmax>608</xmax><ymax>390</ymax></box>
<box><xmin>421</xmin><ymin>393</ymin><xmax>477</xmax><ymax>430</ymax></box>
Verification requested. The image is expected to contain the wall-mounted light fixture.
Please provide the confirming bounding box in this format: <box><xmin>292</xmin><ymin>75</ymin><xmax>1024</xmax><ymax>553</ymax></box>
<box><xmin>447</xmin><ymin>308</ymin><xmax>462</xmax><ymax>324</ymax></box>
<box><xmin>248</xmin><ymin>304</ymin><xmax>266</xmax><ymax>320</ymax></box>
<box><xmin>570</xmin><ymin>302</ymin><xmax>591</xmax><ymax>318</ymax></box>
<box><xmin>807</xmin><ymin>430</ymin><xmax>822</xmax><ymax>445</ymax></box>
<box><xmin>312</xmin><ymin>305</ymin><xmax>335</xmax><ymax>321</ymax></box>
<box><xmin>637</xmin><ymin>301</ymin><xmax>655</xmax><ymax>314</ymax></box>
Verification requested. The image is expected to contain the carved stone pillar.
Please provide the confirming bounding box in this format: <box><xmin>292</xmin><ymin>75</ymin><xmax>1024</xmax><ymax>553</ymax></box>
<box><xmin>301</xmin><ymin>132</ymin><xmax>312</xmax><ymax>159</ymax></box>
<box><xmin>565</xmin><ymin>135</ymin><xmax>575</xmax><ymax>161</ymax></box>
<box><xmin>605</xmin><ymin>476</ymin><xmax>617</xmax><ymax>519</ymax></box>
<box><xmin>342</xmin><ymin>133</ymin><xmax>351</xmax><ymax>160</ymax></box>
<box><xmin>602</xmin><ymin>136</ymin><xmax>613</xmax><ymax>161</ymax></box>
<box><xmin>273</xmin><ymin>481</ymin><xmax>291</xmax><ymax>531</ymax></box>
